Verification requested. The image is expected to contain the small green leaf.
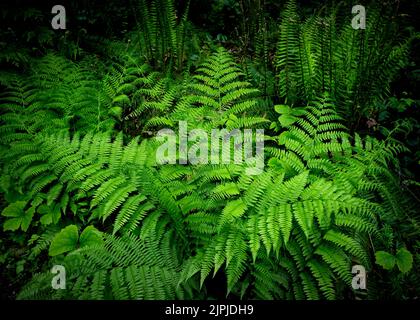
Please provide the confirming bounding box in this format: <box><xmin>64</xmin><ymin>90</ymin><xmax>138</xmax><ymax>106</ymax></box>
<box><xmin>395</xmin><ymin>248</ymin><xmax>413</xmax><ymax>273</ymax></box>
<box><xmin>278</xmin><ymin>114</ymin><xmax>298</xmax><ymax>127</ymax></box>
<box><xmin>2</xmin><ymin>201</ymin><xmax>27</xmax><ymax>217</ymax></box>
<box><xmin>40</xmin><ymin>214</ymin><xmax>52</xmax><ymax>225</ymax></box>
<box><xmin>274</xmin><ymin>105</ymin><xmax>291</xmax><ymax>114</ymax></box>
<box><xmin>21</xmin><ymin>209</ymin><xmax>34</xmax><ymax>232</ymax></box>
<box><xmin>375</xmin><ymin>251</ymin><xmax>396</xmax><ymax>270</ymax></box>
<box><xmin>38</xmin><ymin>204</ymin><xmax>61</xmax><ymax>226</ymax></box>
<box><xmin>3</xmin><ymin>218</ymin><xmax>22</xmax><ymax>231</ymax></box>
<box><xmin>2</xmin><ymin>201</ymin><xmax>33</xmax><ymax>231</ymax></box>
<box><xmin>49</xmin><ymin>225</ymin><xmax>79</xmax><ymax>256</ymax></box>
<box><xmin>290</xmin><ymin>107</ymin><xmax>306</xmax><ymax>116</ymax></box>
<box><xmin>79</xmin><ymin>226</ymin><xmax>103</xmax><ymax>248</ymax></box>
<box><xmin>39</xmin><ymin>205</ymin><xmax>52</xmax><ymax>225</ymax></box>
<box><xmin>269</xmin><ymin>122</ymin><xmax>278</xmax><ymax>130</ymax></box>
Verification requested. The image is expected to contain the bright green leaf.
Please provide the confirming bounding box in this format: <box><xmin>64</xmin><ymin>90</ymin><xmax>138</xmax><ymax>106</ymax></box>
<box><xmin>3</xmin><ymin>218</ymin><xmax>22</xmax><ymax>231</ymax></box>
<box><xmin>2</xmin><ymin>201</ymin><xmax>33</xmax><ymax>231</ymax></box>
<box><xmin>274</xmin><ymin>105</ymin><xmax>291</xmax><ymax>114</ymax></box>
<box><xmin>49</xmin><ymin>225</ymin><xmax>79</xmax><ymax>256</ymax></box>
<box><xmin>375</xmin><ymin>251</ymin><xmax>396</xmax><ymax>270</ymax></box>
<box><xmin>395</xmin><ymin>248</ymin><xmax>413</xmax><ymax>273</ymax></box>
<box><xmin>79</xmin><ymin>226</ymin><xmax>103</xmax><ymax>248</ymax></box>
<box><xmin>2</xmin><ymin>201</ymin><xmax>27</xmax><ymax>217</ymax></box>
<box><xmin>21</xmin><ymin>209</ymin><xmax>34</xmax><ymax>232</ymax></box>
<box><xmin>278</xmin><ymin>114</ymin><xmax>298</xmax><ymax>127</ymax></box>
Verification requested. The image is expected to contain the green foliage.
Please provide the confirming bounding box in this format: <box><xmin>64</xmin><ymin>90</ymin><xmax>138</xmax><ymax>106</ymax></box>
<box><xmin>2</xmin><ymin>201</ymin><xmax>32</xmax><ymax>232</ymax></box>
<box><xmin>0</xmin><ymin>54</ymin><xmax>116</xmax><ymax>143</ymax></box>
<box><xmin>18</xmin><ymin>232</ymin><xmax>196</xmax><ymax>300</ymax></box>
<box><xmin>167</xmin><ymin>47</ymin><xmax>269</xmax><ymax>131</ymax></box>
<box><xmin>3</xmin><ymin>46</ymin><xmax>418</xmax><ymax>301</ymax></box>
<box><xmin>49</xmin><ymin>225</ymin><xmax>79</xmax><ymax>256</ymax></box>
<box><xmin>131</xmin><ymin>0</ymin><xmax>197</xmax><ymax>71</ymax></box>
<box><xmin>376</xmin><ymin>248</ymin><xmax>413</xmax><ymax>273</ymax></box>
<box><xmin>49</xmin><ymin>225</ymin><xmax>102</xmax><ymax>256</ymax></box>
<box><xmin>0</xmin><ymin>0</ymin><xmax>418</xmax><ymax>301</ymax></box>
<box><xmin>275</xmin><ymin>0</ymin><xmax>415</xmax><ymax>124</ymax></box>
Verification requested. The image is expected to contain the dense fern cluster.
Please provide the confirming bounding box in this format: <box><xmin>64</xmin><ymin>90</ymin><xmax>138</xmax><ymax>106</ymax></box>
<box><xmin>275</xmin><ymin>1</ymin><xmax>416</xmax><ymax>119</ymax></box>
<box><xmin>0</xmin><ymin>0</ymin><xmax>419</xmax><ymax>300</ymax></box>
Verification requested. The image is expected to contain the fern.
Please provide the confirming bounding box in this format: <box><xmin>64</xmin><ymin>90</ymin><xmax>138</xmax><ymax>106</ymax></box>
<box><xmin>275</xmin><ymin>0</ymin><xmax>415</xmax><ymax>120</ymax></box>
<box><xmin>172</xmin><ymin>95</ymin><xmax>413</xmax><ymax>299</ymax></box>
<box><xmin>167</xmin><ymin>47</ymin><xmax>269</xmax><ymax>132</ymax></box>
<box><xmin>18</xmin><ymin>232</ymin><xmax>197</xmax><ymax>300</ymax></box>
<box><xmin>0</xmin><ymin>0</ymin><xmax>417</xmax><ymax>300</ymax></box>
